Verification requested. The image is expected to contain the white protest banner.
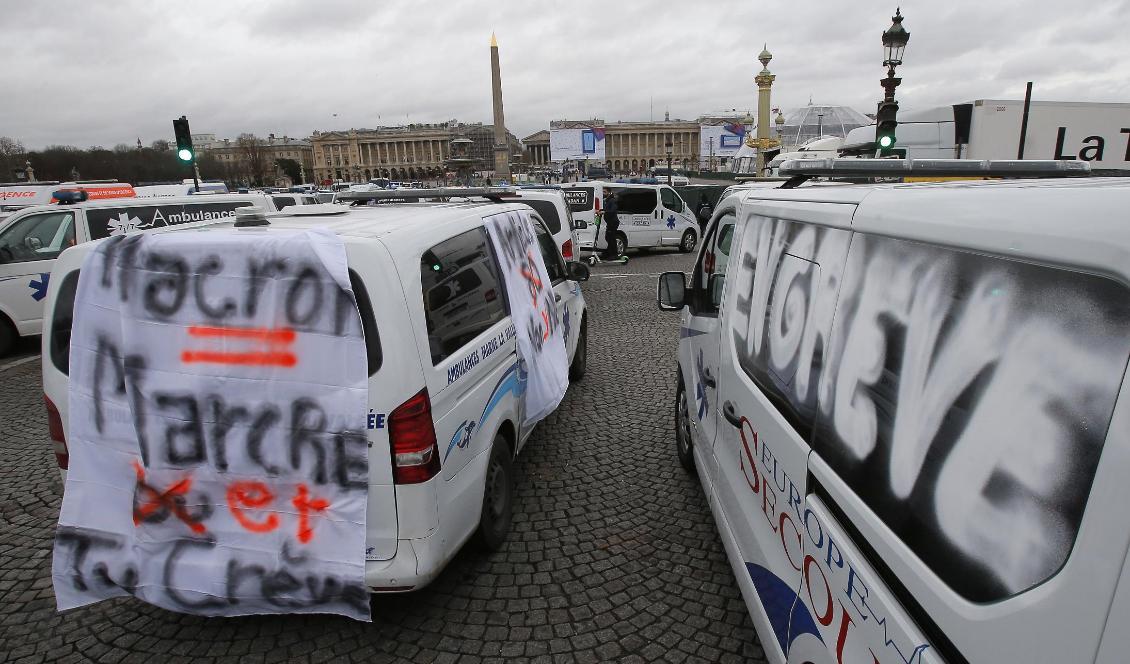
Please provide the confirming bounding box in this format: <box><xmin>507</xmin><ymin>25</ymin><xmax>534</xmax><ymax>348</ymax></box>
<box><xmin>53</xmin><ymin>228</ymin><xmax>372</xmax><ymax>620</ymax></box>
<box><xmin>483</xmin><ymin>210</ymin><xmax>569</xmax><ymax>425</ymax></box>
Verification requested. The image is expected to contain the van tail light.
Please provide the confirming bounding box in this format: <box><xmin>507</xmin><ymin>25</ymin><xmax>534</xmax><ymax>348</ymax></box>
<box><xmin>561</xmin><ymin>239</ymin><xmax>574</xmax><ymax>261</ymax></box>
<box><xmin>594</xmin><ymin>196</ymin><xmax>602</xmax><ymax>213</ymax></box>
<box><xmin>484</xmin><ymin>288</ymin><xmax>497</xmax><ymax>302</ymax></box>
<box><xmin>388</xmin><ymin>389</ymin><xmax>440</xmax><ymax>484</ymax></box>
<box><xmin>45</xmin><ymin>395</ymin><xmax>68</xmax><ymax>470</ymax></box>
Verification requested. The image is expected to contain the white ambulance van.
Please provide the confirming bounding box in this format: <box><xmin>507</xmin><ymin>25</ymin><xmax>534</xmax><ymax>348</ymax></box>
<box><xmin>561</xmin><ymin>181</ymin><xmax>699</xmax><ymax>256</ymax></box>
<box><xmin>0</xmin><ymin>192</ymin><xmax>284</xmax><ymax>355</ymax></box>
<box><xmin>658</xmin><ymin>159</ymin><xmax>1130</xmax><ymax>663</ymax></box>
<box><xmin>43</xmin><ymin>199</ymin><xmax>590</xmax><ymax>591</ymax></box>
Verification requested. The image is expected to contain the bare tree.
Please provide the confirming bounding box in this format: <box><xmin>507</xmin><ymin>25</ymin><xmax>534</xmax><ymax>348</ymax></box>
<box><xmin>0</xmin><ymin>136</ymin><xmax>26</xmax><ymax>180</ymax></box>
<box><xmin>237</xmin><ymin>133</ymin><xmax>266</xmax><ymax>186</ymax></box>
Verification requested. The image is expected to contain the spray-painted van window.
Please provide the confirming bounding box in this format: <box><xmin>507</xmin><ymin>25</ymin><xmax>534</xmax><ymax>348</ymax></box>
<box><xmin>728</xmin><ymin>216</ymin><xmax>1130</xmax><ymax>602</ymax></box>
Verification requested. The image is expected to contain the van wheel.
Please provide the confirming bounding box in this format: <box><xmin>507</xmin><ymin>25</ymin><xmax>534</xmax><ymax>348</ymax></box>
<box><xmin>614</xmin><ymin>233</ymin><xmax>627</xmax><ymax>257</ymax></box>
<box><xmin>569</xmin><ymin>315</ymin><xmax>587</xmax><ymax>381</ymax></box>
<box><xmin>0</xmin><ymin>316</ymin><xmax>15</xmax><ymax>357</ymax></box>
<box><xmin>675</xmin><ymin>380</ymin><xmax>695</xmax><ymax>471</ymax></box>
<box><xmin>679</xmin><ymin>230</ymin><xmax>697</xmax><ymax>253</ymax></box>
<box><xmin>474</xmin><ymin>438</ymin><xmax>514</xmax><ymax>551</ymax></box>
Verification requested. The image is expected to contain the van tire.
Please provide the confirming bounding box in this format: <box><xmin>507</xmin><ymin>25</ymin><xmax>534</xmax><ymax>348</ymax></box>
<box><xmin>679</xmin><ymin>230</ymin><xmax>697</xmax><ymax>253</ymax></box>
<box><xmin>614</xmin><ymin>233</ymin><xmax>628</xmax><ymax>257</ymax></box>
<box><xmin>474</xmin><ymin>438</ymin><xmax>514</xmax><ymax>551</ymax></box>
<box><xmin>675</xmin><ymin>380</ymin><xmax>695</xmax><ymax>471</ymax></box>
<box><xmin>0</xmin><ymin>315</ymin><xmax>15</xmax><ymax>358</ymax></box>
<box><xmin>569</xmin><ymin>315</ymin><xmax>587</xmax><ymax>381</ymax></box>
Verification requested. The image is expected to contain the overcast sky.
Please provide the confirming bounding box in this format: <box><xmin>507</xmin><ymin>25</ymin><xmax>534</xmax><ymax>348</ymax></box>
<box><xmin>3</xmin><ymin>0</ymin><xmax>1128</xmax><ymax>149</ymax></box>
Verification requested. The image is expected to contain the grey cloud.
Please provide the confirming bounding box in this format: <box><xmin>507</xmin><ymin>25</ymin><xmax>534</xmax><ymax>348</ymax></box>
<box><xmin>2</xmin><ymin>0</ymin><xmax>1128</xmax><ymax>149</ymax></box>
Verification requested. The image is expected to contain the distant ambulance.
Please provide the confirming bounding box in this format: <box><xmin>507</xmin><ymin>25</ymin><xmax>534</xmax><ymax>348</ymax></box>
<box><xmin>1</xmin><ymin>181</ymin><xmax>136</xmax><ymax>224</ymax></box>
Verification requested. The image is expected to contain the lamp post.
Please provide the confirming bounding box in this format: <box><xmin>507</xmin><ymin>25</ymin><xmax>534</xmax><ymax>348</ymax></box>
<box><xmin>876</xmin><ymin>8</ymin><xmax>910</xmax><ymax>155</ymax></box>
<box><xmin>881</xmin><ymin>8</ymin><xmax>909</xmax><ymax>102</ymax></box>
<box><xmin>816</xmin><ymin>111</ymin><xmax>824</xmax><ymax>139</ymax></box>
<box><xmin>775</xmin><ymin>110</ymin><xmax>786</xmax><ymax>149</ymax></box>
<box><xmin>665</xmin><ymin>136</ymin><xmax>673</xmax><ymax>185</ymax></box>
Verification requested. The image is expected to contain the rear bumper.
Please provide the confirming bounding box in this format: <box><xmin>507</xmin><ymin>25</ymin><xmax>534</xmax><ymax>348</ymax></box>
<box><xmin>365</xmin><ymin>534</ymin><xmax>448</xmax><ymax>592</ymax></box>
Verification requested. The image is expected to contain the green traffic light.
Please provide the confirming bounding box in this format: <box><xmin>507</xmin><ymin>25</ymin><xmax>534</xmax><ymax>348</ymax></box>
<box><xmin>177</xmin><ymin>148</ymin><xmax>193</xmax><ymax>161</ymax></box>
<box><xmin>878</xmin><ymin>135</ymin><xmax>894</xmax><ymax>148</ymax></box>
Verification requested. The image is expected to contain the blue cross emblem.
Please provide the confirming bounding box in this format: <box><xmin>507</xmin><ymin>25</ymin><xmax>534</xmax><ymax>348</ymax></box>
<box><xmin>694</xmin><ymin>349</ymin><xmax>709</xmax><ymax>419</ymax></box>
<box><xmin>29</xmin><ymin>273</ymin><xmax>49</xmax><ymax>301</ymax></box>
<box><xmin>666</xmin><ymin>215</ymin><xmax>676</xmax><ymax>229</ymax></box>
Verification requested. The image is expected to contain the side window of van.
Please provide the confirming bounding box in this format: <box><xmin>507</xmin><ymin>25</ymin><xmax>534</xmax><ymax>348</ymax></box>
<box><xmin>690</xmin><ymin>213</ymin><xmax>735</xmax><ymax>315</ymax></box>
<box><xmin>273</xmin><ymin>196</ymin><xmax>297</xmax><ymax>210</ymax></box>
<box><xmin>531</xmin><ymin>218</ymin><xmax>566</xmax><ymax>283</ymax></box>
<box><xmin>660</xmin><ymin>187</ymin><xmax>684</xmax><ymax>213</ymax></box>
<box><xmin>420</xmin><ymin>228</ymin><xmax>508</xmax><ymax>365</ymax></box>
<box><xmin>811</xmin><ymin>234</ymin><xmax>1130</xmax><ymax>602</ymax></box>
<box><xmin>617</xmin><ymin>190</ymin><xmax>657</xmax><ymax>215</ymax></box>
<box><xmin>0</xmin><ymin>211</ymin><xmax>75</xmax><ymax>263</ymax></box>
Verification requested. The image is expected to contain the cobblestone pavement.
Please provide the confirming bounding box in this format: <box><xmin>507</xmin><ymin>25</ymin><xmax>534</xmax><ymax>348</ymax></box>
<box><xmin>0</xmin><ymin>249</ymin><xmax>766</xmax><ymax>663</ymax></box>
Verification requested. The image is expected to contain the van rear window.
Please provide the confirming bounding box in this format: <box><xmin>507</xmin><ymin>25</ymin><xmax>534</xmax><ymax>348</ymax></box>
<box><xmin>518</xmin><ymin>199</ymin><xmax>561</xmax><ymax>234</ymax></box>
<box><xmin>348</xmin><ymin>269</ymin><xmax>382</xmax><ymax>376</ymax></box>
<box><xmin>49</xmin><ymin>270</ymin><xmax>80</xmax><ymax>376</ymax></box>
<box><xmin>563</xmin><ymin>188</ymin><xmax>593</xmax><ymax>212</ymax></box>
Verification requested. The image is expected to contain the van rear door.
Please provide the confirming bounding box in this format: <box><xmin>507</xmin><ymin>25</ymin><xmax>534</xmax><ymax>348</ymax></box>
<box><xmin>342</xmin><ymin>241</ymin><xmax>424</xmax><ymax>561</ymax></box>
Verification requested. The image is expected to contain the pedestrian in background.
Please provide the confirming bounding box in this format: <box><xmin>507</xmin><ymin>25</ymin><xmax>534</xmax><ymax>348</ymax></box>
<box><xmin>602</xmin><ymin>189</ymin><xmax>621</xmax><ymax>260</ymax></box>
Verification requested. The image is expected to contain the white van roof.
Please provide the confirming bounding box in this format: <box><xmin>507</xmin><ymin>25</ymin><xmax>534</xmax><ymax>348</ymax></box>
<box><xmin>736</xmin><ymin>177</ymin><xmax>1130</xmax><ymax>281</ymax></box>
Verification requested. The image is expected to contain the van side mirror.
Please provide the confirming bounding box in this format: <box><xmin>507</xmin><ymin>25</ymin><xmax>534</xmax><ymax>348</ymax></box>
<box><xmin>573</xmin><ymin>219</ymin><xmax>588</xmax><ymax>230</ymax></box>
<box><xmin>567</xmin><ymin>261</ymin><xmax>590</xmax><ymax>282</ymax></box>
<box><xmin>657</xmin><ymin>272</ymin><xmax>686</xmax><ymax>310</ymax></box>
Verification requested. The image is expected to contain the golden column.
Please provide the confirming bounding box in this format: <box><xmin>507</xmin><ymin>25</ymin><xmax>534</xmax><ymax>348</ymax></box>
<box><xmin>489</xmin><ymin>33</ymin><xmax>512</xmax><ymax>183</ymax></box>
<box><xmin>751</xmin><ymin>44</ymin><xmax>779</xmax><ymax>175</ymax></box>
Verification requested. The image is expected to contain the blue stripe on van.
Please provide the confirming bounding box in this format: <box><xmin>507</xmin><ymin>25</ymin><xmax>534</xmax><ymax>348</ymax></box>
<box><xmin>443</xmin><ymin>363</ymin><xmax>523</xmax><ymax>462</ymax></box>
<box><xmin>745</xmin><ymin>562</ymin><xmax>823</xmax><ymax>655</ymax></box>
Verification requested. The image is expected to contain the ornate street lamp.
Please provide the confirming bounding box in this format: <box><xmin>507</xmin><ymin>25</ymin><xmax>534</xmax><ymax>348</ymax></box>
<box><xmin>876</xmin><ymin>8</ymin><xmax>910</xmax><ymax>155</ymax></box>
<box><xmin>774</xmin><ymin>110</ymin><xmax>786</xmax><ymax>147</ymax></box>
<box><xmin>882</xmin><ymin>8</ymin><xmax>909</xmax><ymax>70</ymax></box>
<box><xmin>880</xmin><ymin>8</ymin><xmax>910</xmax><ymax>103</ymax></box>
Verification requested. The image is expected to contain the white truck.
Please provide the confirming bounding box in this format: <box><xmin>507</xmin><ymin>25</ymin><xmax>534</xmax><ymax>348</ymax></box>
<box><xmin>841</xmin><ymin>99</ymin><xmax>1130</xmax><ymax>173</ymax></box>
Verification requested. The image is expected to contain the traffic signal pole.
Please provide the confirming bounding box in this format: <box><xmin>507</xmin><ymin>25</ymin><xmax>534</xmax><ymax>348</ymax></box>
<box><xmin>172</xmin><ymin>116</ymin><xmax>199</xmax><ymax>192</ymax></box>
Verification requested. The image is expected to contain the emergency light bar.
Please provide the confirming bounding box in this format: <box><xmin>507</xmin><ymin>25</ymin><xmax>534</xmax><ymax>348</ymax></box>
<box><xmin>53</xmin><ymin>190</ymin><xmax>89</xmax><ymax>204</ymax></box>
<box><xmin>336</xmin><ymin>187</ymin><xmax>518</xmax><ymax>204</ymax></box>
<box><xmin>778</xmin><ymin>158</ymin><xmax>1092</xmax><ymax>178</ymax></box>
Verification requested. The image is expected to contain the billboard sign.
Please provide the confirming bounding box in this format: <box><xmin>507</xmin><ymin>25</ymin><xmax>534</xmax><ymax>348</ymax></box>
<box><xmin>550</xmin><ymin>125</ymin><xmax>606</xmax><ymax>162</ymax></box>
<box><xmin>700</xmin><ymin>122</ymin><xmax>746</xmax><ymax>159</ymax></box>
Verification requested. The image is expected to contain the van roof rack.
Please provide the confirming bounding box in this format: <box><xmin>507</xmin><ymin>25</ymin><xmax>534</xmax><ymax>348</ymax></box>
<box><xmin>777</xmin><ymin>158</ymin><xmax>1091</xmax><ymax>188</ymax></box>
<box><xmin>335</xmin><ymin>186</ymin><xmax>518</xmax><ymax>204</ymax></box>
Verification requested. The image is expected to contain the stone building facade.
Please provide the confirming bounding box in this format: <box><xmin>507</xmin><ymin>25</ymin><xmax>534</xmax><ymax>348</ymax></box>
<box><xmin>603</xmin><ymin>119</ymin><xmax>700</xmax><ymax>173</ymax></box>
<box><xmin>310</xmin><ymin>121</ymin><xmax>521</xmax><ymax>184</ymax></box>
<box><xmin>522</xmin><ymin>130</ymin><xmax>550</xmax><ymax>166</ymax></box>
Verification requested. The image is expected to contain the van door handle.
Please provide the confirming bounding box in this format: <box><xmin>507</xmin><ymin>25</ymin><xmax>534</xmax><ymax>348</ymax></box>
<box><xmin>722</xmin><ymin>401</ymin><xmax>742</xmax><ymax>428</ymax></box>
<box><xmin>554</xmin><ymin>293</ymin><xmax>561</xmax><ymax>303</ymax></box>
<box><xmin>702</xmin><ymin>366</ymin><xmax>716</xmax><ymax>388</ymax></box>
<box><xmin>654</xmin><ymin>210</ymin><xmax>660</xmax><ymax>219</ymax></box>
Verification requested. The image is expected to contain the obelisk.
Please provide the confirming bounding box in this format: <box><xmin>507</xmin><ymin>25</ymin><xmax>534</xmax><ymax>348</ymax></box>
<box><xmin>490</xmin><ymin>32</ymin><xmax>511</xmax><ymax>183</ymax></box>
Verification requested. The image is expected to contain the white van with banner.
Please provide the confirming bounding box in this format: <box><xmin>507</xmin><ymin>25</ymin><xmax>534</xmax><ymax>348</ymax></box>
<box><xmin>561</xmin><ymin>181</ymin><xmax>699</xmax><ymax>256</ymax></box>
<box><xmin>0</xmin><ymin>192</ymin><xmax>284</xmax><ymax>355</ymax></box>
<box><xmin>658</xmin><ymin>165</ymin><xmax>1130</xmax><ymax>663</ymax></box>
<box><xmin>42</xmin><ymin>200</ymin><xmax>589</xmax><ymax>618</ymax></box>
